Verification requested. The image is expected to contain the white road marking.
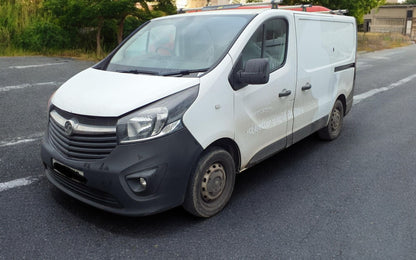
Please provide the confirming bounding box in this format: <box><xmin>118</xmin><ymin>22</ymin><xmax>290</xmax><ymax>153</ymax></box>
<box><xmin>0</xmin><ymin>138</ymin><xmax>39</xmax><ymax>148</ymax></box>
<box><xmin>370</xmin><ymin>55</ymin><xmax>389</xmax><ymax>60</ymax></box>
<box><xmin>0</xmin><ymin>133</ymin><xmax>44</xmax><ymax>192</ymax></box>
<box><xmin>0</xmin><ymin>132</ymin><xmax>44</xmax><ymax>148</ymax></box>
<box><xmin>354</xmin><ymin>73</ymin><xmax>416</xmax><ymax>105</ymax></box>
<box><xmin>0</xmin><ymin>81</ymin><xmax>61</xmax><ymax>92</ymax></box>
<box><xmin>9</xmin><ymin>62</ymin><xmax>66</xmax><ymax>69</ymax></box>
<box><xmin>385</xmin><ymin>50</ymin><xmax>405</xmax><ymax>56</ymax></box>
<box><xmin>0</xmin><ymin>176</ymin><xmax>41</xmax><ymax>192</ymax></box>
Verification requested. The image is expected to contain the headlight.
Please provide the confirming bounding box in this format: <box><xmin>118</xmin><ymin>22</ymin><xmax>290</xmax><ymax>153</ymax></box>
<box><xmin>117</xmin><ymin>85</ymin><xmax>199</xmax><ymax>143</ymax></box>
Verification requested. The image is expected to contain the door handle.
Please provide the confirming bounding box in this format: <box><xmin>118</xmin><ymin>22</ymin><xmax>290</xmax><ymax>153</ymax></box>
<box><xmin>301</xmin><ymin>83</ymin><xmax>312</xmax><ymax>91</ymax></box>
<box><xmin>278</xmin><ymin>89</ymin><xmax>291</xmax><ymax>97</ymax></box>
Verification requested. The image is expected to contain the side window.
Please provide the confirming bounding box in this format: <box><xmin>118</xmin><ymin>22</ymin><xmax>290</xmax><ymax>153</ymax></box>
<box><xmin>239</xmin><ymin>18</ymin><xmax>288</xmax><ymax>72</ymax></box>
<box><xmin>264</xmin><ymin>19</ymin><xmax>287</xmax><ymax>70</ymax></box>
<box><xmin>230</xmin><ymin>18</ymin><xmax>288</xmax><ymax>90</ymax></box>
<box><xmin>239</xmin><ymin>26</ymin><xmax>264</xmax><ymax>69</ymax></box>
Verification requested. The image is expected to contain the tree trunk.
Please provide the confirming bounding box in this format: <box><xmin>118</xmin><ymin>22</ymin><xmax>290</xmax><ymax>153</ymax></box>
<box><xmin>117</xmin><ymin>16</ymin><xmax>126</xmax><ymax>44</ymax></box>
<box><xmin>96</xmin><ymin>17</ymin><xmax>104</xmax><ymax>57</ymax></box>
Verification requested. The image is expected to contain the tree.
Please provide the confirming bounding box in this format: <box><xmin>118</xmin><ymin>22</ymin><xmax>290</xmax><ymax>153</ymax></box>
<box><xmin>154</xmin><ymin>0</ymin><xmax>177</xmax><ymax>15</ymax></box>
<box><xmin>43</xmin><ymin>0</ymin><xmax>177</xmax><ymax>55</ymax></box>
<box><xmin>109</xmin><ymin>0</ymin><xmax>138</xmax><ymax>44</ymax></box>
<box><xmin>405</xmin><ymin>0</ymin><xmax>416</xmax><ymax>4</ymax></box>
<box><xmin>280</xmin><ymin>0</ymin><xmax>386</xmax><ymax>24</ymax></box>
<box><xmin>44</xmin><ymin>0</ymin><xmax>139</xmax><ymax>56</ymax></box>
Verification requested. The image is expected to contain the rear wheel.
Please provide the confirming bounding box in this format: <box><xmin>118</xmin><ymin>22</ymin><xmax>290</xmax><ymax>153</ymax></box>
<box><xmin>318</xmin><ymin>99</ymin><xmax>344</xmax><ymax>140</ymax></box>
<box><xmin>183</xmin><ymin>147</ymin><xmax>235</xmax><ymax>218</ymax></box>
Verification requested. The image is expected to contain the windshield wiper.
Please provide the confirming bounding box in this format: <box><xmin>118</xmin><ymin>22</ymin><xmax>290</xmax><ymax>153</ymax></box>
<box><xmin>117</xmin><ymin>69</ymin><xmax>209</xmax><ymax>77</ymax></box>
<box><xmin>160</xmin><ymin>69</ymin><xmax>209</xmax><ymax>77</ymax></box>
<box><xmin>117</xmin><ymin>70</ymin><xmax>160</xmax><ymax>75</ymax></box>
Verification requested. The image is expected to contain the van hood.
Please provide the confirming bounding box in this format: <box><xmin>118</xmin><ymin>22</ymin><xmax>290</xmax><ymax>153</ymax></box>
<box><xmin>52</xmin><ymin>68</ymin><xmax>200</xmax><ymax>117</ymax></box>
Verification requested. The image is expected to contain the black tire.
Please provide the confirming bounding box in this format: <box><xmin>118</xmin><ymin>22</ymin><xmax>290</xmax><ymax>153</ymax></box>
<box><xmin>318</xmin><ymin>99</ymin><xmax>344</xmax><ymax>141</ymax></box>
<box><xmin>183</xmin><ymin>147</ymin><xmax>236</xmax><ymax>218</ymax></box>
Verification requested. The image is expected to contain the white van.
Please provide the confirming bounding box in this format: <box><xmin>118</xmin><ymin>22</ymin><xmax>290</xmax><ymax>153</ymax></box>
<box><xmin>41</xmin><ymin>7</ymin><xmax>356</xmax><ymax>217</ymax></box>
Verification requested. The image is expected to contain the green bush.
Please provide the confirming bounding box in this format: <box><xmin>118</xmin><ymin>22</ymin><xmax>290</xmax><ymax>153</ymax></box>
<box><xmin>0</xmin><ymin>2</ymin><xmax>19</xmax><ymax>48</ymax></box>
<box><xmin>19</xmin><ymin>20</ymin><xmax>69</xmax><ymax>52</ymax></box>
<box><xmin>123</xmin><ymin>15</ymin><xmax>142</xmax><ymax>39</ymax></box>
<box><xmin>102</xmin><ymin>19</ymin><xmax>118</xmax><ymax>51</ymax></box>
<box><xmin>0</xmin><ymin>27</ymin><xmax>11</xmax><ymax>48</ymax></box>
<box><xmin>154</xmin><ymin>0</ymin><xmax>177</xmax><ymax>15</ymax></box>
<box><xmin>0</xmin><ymin>0</ymin><xmax>177</xmax><ymax>56</ymax></box>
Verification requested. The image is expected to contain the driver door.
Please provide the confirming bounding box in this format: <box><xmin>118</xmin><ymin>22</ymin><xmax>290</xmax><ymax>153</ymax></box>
<box><xmin>232</xmin><ymin>18</ymin><xmax>296</xmax><ymax>168</ymax></box>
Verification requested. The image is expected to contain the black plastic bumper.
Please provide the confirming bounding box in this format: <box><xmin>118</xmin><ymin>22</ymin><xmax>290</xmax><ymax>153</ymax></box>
<box><xmin>41</xmin><ymin>127</ymin><xmax>203</xmax><ymax>216</ymax></box>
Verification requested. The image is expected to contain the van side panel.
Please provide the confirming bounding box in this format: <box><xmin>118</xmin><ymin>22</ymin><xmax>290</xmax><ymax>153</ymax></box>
<box><xmin>292</xmin><ymin>14</ymin><xmax>356</xmax><ymax>143</ymax></box>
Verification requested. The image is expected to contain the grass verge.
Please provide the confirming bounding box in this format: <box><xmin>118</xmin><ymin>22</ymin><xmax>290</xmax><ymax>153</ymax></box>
<box><xmin>357</xmin><ymin>32</ymin><xmax>413</xmax><ymax>52</ymax></box>
<box><xmin>0</xmin><ymin>47</ymin><xmax>106</xmax><ymax>61</ymax></box>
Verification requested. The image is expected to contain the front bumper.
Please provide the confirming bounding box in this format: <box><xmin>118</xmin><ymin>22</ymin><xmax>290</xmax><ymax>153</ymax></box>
<box><xmin>41</xmin><ymin>127</ymin><xmax>203</xmax><ymax>216</ymax></box>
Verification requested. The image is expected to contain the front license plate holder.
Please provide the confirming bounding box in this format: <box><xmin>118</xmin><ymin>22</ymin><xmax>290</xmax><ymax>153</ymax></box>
<box><xmin>52</xmin><ymin>159</ymin><xmax>86</xmax><ymax>183</ymax></box>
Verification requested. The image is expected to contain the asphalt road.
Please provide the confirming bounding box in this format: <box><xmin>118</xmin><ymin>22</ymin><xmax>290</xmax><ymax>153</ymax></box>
<box><xmin>1</xmin><ymin>44</ymin><xmax>416</xmax><ymax>259</ymax></box>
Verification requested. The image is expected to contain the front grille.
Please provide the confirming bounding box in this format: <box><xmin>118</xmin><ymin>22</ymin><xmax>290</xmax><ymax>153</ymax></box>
<box><xmin>48</xmin><ymin>168</ymin><xmax>122</xmax><ymax>208</ymax></box>
<box><xmin>48</xmin><ymin>110</ymin><xmax>117</xmax><ymax>160</ymax></box>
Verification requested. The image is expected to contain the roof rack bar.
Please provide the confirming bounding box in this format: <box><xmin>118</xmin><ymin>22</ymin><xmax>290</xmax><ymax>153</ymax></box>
<box><xmin>178</xmin><ymin>3</ymin><xmax>244</xmax><ymax>13</ymax></box>
<box><xmin>178</xmin><ymin>7</ymin><xmax>202</xmax><ymax>13</ymax></box>
<box><xmin>178</xmin><ymin>3</ymin><xmax>308</xmax><ymax>13</ymax></box>
<box><xmin>224</xmin><ymin>2</ymin><xmax>313</xmax><ymax>10</ymax></box>
<box><xmin>330</xmin><ymin>9</ymin><xmax>349</xmax><ymax>15</ymax></box>
<box><xmin>201</xmin><ymin>4</ymin><xmax>242</xmax><ymax>11</ymax></box>
<box><xmin>239</xmin><ymin>1</ymin><xmax>273</xmax><ymax>7</ymax></box>
<box><xmin>177</xmin><ymin>2</ymin><xmax>345</xmax><ymax>15</ymax></box>
<box><xmin>276</xmin><ymin>4</ymin><xmax>312</xmax><ymax>12</ymax></box>
<box><xmin>317</xmin><ymin>9</ymin><xmax>348</xmax><ymax>15</ymax></box>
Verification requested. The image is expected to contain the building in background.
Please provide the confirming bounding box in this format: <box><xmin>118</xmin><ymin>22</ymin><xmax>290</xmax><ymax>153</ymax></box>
<box><xmin>364</xmin><ymin>4</ymin><xmax>416</xmax><ymax>40</ymax></box>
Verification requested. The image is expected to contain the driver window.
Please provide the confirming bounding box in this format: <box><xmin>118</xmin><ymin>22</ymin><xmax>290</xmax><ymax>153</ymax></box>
<box><xmin>240</xmin><ymin>18</ymin><xmax>288</xmax><ymax>72</ymax></box>
<box><xmin>230</xmin><ymin>18</ymin><xmax>288</xmax><ymax>90</ymax></box>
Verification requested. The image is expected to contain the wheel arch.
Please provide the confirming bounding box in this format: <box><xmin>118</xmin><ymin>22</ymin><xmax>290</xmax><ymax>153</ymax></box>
<box><xmin>206</xmin><ymin>138</ymin><xmax>241</xmax><ymax>173</ymax></box>
<box><xmin>337</xmin><ymin>94</ymin><xmax>347</xmax><ymax>116</ymax></box>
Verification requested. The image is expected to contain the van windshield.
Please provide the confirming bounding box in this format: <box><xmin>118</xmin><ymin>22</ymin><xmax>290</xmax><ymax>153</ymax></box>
<box><xmin>106</xmin><ymin>14</ymin><xmax>254</xmax><ymax>76</ymax></box>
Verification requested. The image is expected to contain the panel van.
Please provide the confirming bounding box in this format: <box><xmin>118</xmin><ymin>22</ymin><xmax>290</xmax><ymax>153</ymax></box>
<box><xmin>41</xmin><ymin>6</ymin><xmax>356</xmax><ymax>217</ymax></box>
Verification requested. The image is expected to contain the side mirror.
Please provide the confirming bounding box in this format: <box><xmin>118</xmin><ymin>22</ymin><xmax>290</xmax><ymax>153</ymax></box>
<box><xmin>237</xmin><ymin>58</ymin><xmax>270</xmax><ymax>85</ymax></box>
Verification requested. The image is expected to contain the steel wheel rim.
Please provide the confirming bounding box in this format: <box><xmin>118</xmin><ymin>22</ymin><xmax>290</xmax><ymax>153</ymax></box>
<box><xmin>201</xmin><ymin>163</ymin><xmax>226</xmax><ymax>202</ymax></box>
<box><xmin>330</xmin><ymin>107</ymin><xmax>341</xmax><ymax>133</ymax></box>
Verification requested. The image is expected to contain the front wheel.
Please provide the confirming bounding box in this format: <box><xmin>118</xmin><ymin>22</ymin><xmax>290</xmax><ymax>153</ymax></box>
<box><xmin>183</xmin><ymin>147</ymin><xmax>236</xmax><ymax>218</ymax></box>
<box><xmin>318</xmin><ymin>99</ymin><xmax>344</xmax><ymax>141</ymax></box>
